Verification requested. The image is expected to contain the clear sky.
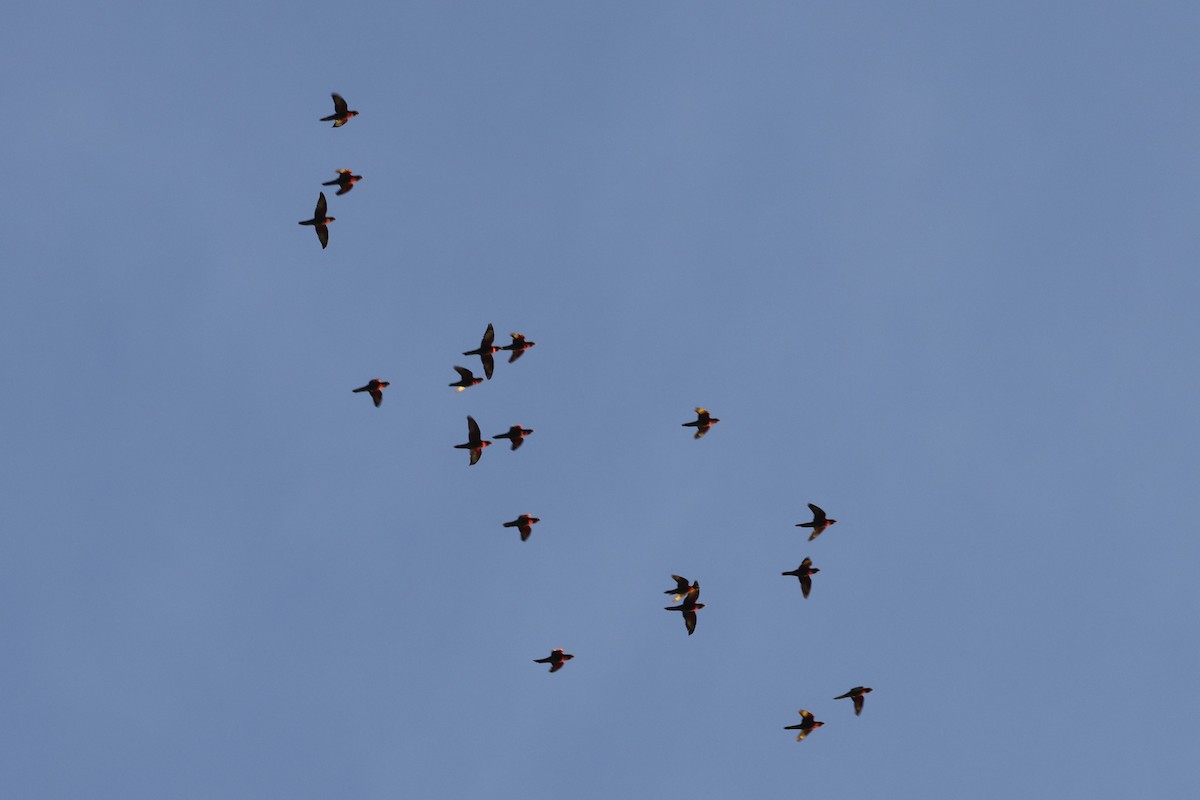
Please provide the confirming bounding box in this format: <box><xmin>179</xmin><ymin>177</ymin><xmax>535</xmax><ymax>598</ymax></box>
<box><xmin>3</xmin><ymin>2</ymin><xmax>1199</xmax><ymax>798</ymax></box>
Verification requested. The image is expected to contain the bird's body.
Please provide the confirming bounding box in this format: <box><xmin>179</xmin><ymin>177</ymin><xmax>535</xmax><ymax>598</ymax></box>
<box><xmin>494</xmin><ymin>425</ymin><xmax>534</xmax><ymax>451</ymax></box>
<box><xmin>682</xmin><ymin>407</ymin><xmax>720</xmax><ymax>439</ymax></box>
<box><xmin>320</xmin><ymin>93</ymin><xmax>358</xmax><ymax>127</ymax></box>
<box><xmin>298</xmin><ymin>192</ymin><xmax>334</xmax><ymax>249</ymax></box>
<box><xmin>500</xmin><ymin>332</ymin><xmax>536</xmax><ymax>363</ymax></box>
<box><xmin>503</xmin><ymin>514</ymin><xmax>541</xmax><ymax>541</ymax></box>
<box><xmin>796</xmin><ymin>503</ymin><xmax>837</xmax><ymax>541</ymax></box>
<box><xmin>533</xmin><ymin>648</ymin><xmax>574</xmax><ymax>673</ymax></box>
<box><xmin>351</xmin><ymin>378</ymin><xmax>390</xmax><ymax>407</ymax></box>
<box><xmin>462</xmin><ymin>323</ymin><xmax>500</xmax><ymax>380</ymax></box>
<box><xmin>322</xmin><ymin>168</ymin><xmax>362</xmax><ymax>195</ymax></box>
<box><xmin>449</xmin><ymin>366</ymin><xmax>483</xmax><ymax>392</ymax></box>
<box><xmin>664</xmin><ymin>580</ymin><xmax>705</xmax><ymax>635</ymax></box>
<box><xmin>833</xmin><ymin>686</ymin><xmax>873</xmax><ymax>716</ymax></box>
<box><xmin>453</xmin><ymin>415</ymin><xmax>491</xmax><ymax>465</ymax></box>
<box><xmin>781</xmin><ymin>558</ymin><xmax>820</xmax><ymax>598</ymax></box>
<box><xmin>784</xmin><ymin>709</ymin><xmax>824</xmax><ymax>742</ymax></box>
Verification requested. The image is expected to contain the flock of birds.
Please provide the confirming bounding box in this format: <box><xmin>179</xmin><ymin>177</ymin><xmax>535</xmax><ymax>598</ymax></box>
<box><xmin>299</xmin><ymin>93</ymin><xmax>871</xmax><ymax>745</ymax></box>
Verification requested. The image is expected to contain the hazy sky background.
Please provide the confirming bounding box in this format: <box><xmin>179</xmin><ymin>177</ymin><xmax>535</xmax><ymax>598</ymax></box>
<box><xmin>3</xmin><ymin>2</ymin><xmax>1199</xmax><ymax>797</ymax></box>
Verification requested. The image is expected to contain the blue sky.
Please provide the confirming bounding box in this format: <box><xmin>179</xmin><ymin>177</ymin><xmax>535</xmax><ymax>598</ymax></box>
<box><xmin>3</xmin><ymin>2</ymin><xmax>1199</xmax><ymax>797</ymax></box>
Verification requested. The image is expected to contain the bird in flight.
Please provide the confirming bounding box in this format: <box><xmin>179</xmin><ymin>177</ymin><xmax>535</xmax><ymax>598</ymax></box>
<box><xmin>351</xmin><ymin>378</ymin><xmax>390</xmax><ymax>407</ymax></box>
<box><xmin>796</xmin><ymin>503</ymin><xmax>837</xmax><ymax>541</ymax></box>
<box><xmin>781</xmin><ymin>558</ymin><xmax>820</xmax><ymax>599</ymax></box>
<box><xmin>494</xmin><ymin>425</ymin><xmax>534</xmax><ymax>451</ymax></box>
<box><xmin>503</xmin><ymin>514</ymin><xmax>541</xmax><ymax>541</ymax></box>
<box><xmin>533</xmin><ymin>648</ymin><xmax>574</xmax><ymax>673</ymax></box>
<box><xmin>298</xmin><ymin>192</ymin><xmax>334</xmax><ymax>249</ymax></box>
<box><xmin>453</xmin><ymin>416</ymin><xmax>491</xmax><ymax>465</ymax></box>
<box><xmin>664</xmin><ymin>580</ymin><xmax>705</xmax><ymax>635</ymax></box>
<box><xmin>833</xmin><ymin>686</ymin><xmax>873</xmax><ymax>716</ymax></box>
<box><xmin>664</xmin><ymin>575</ymin><xmax>691</xmax><ymax>601</ymax></box>
<box><xmin>322</xmin><ymin>169</ymin><xmax>362</xmax><ymax>196</ymax></box>
<box><xmin>500</xmin><ymin>332</ymin><xmax>536</xmax><ymax>363</ymax></box>
<box><xmin>784</xmin><ymin>709</ymin><xmax>824</xmax><ymax>742</ymax></box>
<box><xmin>462</xmin><ymin>323</ymin><xmax>500</xmax><ymax>380</ymax></box>
<box><xmin>449</xmin><ymin>366</ymin><xmax>483</xmax><ymax>392</ymax></box>
<box><xmin>682</xmin><ymin>408</ymin><xmax>719</xmax><ymax>439</ymax></box>
<box><xmin>321</xmin><ymin>93</ymin><xmax>358</xmax><ymax>127</ymax></box>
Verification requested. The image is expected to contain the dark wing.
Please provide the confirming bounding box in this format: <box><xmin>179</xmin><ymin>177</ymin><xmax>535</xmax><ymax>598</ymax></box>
<box><xmin>549</xmin><ymin>661</ymin><xmax>563</xmax><ymax>673</ymax></box>
<box><xmin>454</xmin><ymin>366</ymin><xmax>475</xmax><ymax>382</ymax></box>
<box><xmin>853</xmin><ymin>695</ymin><xmax>864</xmax><ymax>716</ymax></box>
<box><xmin>688</xmin><ymin>581</ymin><xmax>701</xmax><ymax>603</ymax></box>
<box><xmin>335</xmin><ymin>183</ymin><xmax>351</xmax><ymax>196</ymax></box>
<box><xmin>808</xmin><ymin>503</ymin><xmax>827</xmax><ymax>524</ymax></box>
<box><xmin>469</xmin><ymin>446</ymin><xmax>482</xmax><ymax>466</ymax></box>
<box><xmin>315</xmin><ymin>192</ymin><xmax>327</xmax><ymax>219</ymax></box>
<box><xmin>481</xmin><ymin>323</ymin><xmax>495</xmax><ymax>349</ymax></box>
<box><xmin>482</xmin><ymin>351</ymin><xmax>494</xmax><ymax>380</ymax></box>
<box><xmin>799</xmin><ymin>575</ymin><xmax>812</xmax><ymax>598</ymax></box>
<box><xmin>683</xmin><ymin>610</ymin><xmax>697</xmax><ymax>636</ymax></box>
<box><xmin>510</xmin><ymin>436</ymin><xmax>523</xmax><ymax>451</ymax></box>
<box><xmin>370</xmin><ymin>389</ymin><xmax>382</xmax><ymax>407</ymax></box>
<box><xmin>667</xmin><ymin>575</ymin><xmax>690</xmax><ymax>595</ymax></box>
<box><xmin>316</xmin><ymin>224</ymin><xmax>329</xmax><ymax>249</ymax></box>
<box><xmin>332</xmin><ymin>93</ymin><xmax>348</xmax><ymax>115</ymax></box>
<box><xmin>800</xmin><ymin>557</ymin><xmax>813</xmax><ymax>570</ymax></box>
<box><xmin>466</xmin><ymin>415</ymin><xmax>481</xmax><ymax>444</ymax></box>
<box><xmin>519</xmin><ymin>525</ymin><xmax>531</xmax><ymax>541</ymax></box>
<box><xmin>508</xmin><ymin>348</ymin><xmax>525</xmax><ymax>363</ymax></box>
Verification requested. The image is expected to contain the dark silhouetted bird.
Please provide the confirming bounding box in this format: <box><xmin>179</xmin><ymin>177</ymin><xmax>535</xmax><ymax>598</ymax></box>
<box><xmin>500</xmin><ymin>332</ymin><xmax>536</xmax><ymax>363</ymax></box>
<box><xmin>494</xmin><ymin>425</ymin><xmax>534</xmax><ymax>451</ymax></box>
<box><xmin>796</xmin><ymin>503</ymin><xmax>837</xmax><ymax>541</ymax></box>
<box><xmin>682</xmin><ymin>408</ymin><xmax>719</xmax><ymax>439</ymax></box>
<box><xmin>784</xmin><ymin>710</ymin><xmax>824</xmax><ymax>742</ymax></box>
<box><xmin>449</xmin><ymin>366</ymin><xmax>483</xmax><ymax>392</ymax></box>
<box><xmin>298</xmin><ymin>192</ymin><xmax>334</xmax><ymax>249</ymax></box>
<box><xmin>453</xmin><ymin>415</ymin><xmax>490</xmax><ymax>465</ymax></box>
<box><xmin>322</xmin><ymin>169</ymin><xmax>362</xmax><ymax>196</ymax></box>
<box><xmin>321</xmin><ymin>93</ymin><xmax>358</xmax><ymax>127</ymax></box>
<box><xmin>462</xmin><ymin>323</ymin><xmax>500</xmax><ymax>380</ymax></box>
<box><xmin>533</xmin><ymin>648</ymin><xmax>574</xmax><ymax>673</ymax></box>
<box><xmin>351</xmin><ymin>378</ymin><xmax>390</xmax><ymax>408</ymax></box>
<box><xmin>833</xmin><ymin>686</ymin><xmax>873</xmax><ymax>716</ymax></box>
<box><xmin>664</xmin><ymin>580</ymin><xmax>705</xmax><ymax>635</ymax></box>
<box><xmin>664</xmin><ymin>575</ymin><xmax>691</xmax><ymax>601</ymax></box>
<box><xmin>503</xmin><ymin>514</ymin><xmax>541</xmax><ymax>541</ymax></box>
<box><xmin>781</xmin><ymin>558</ymin><xmax>820</xmax><ymax>599</ymax></box>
